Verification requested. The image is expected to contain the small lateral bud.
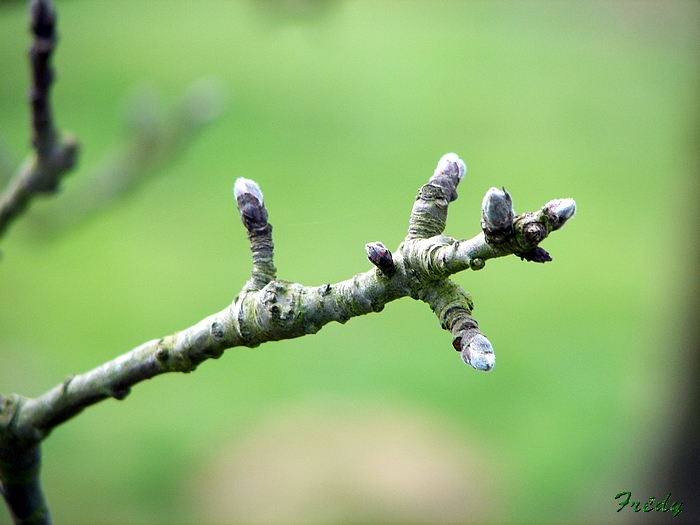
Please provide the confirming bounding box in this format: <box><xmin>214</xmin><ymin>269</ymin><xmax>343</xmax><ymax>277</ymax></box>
<box><xmin>365</xmin><ymin>241</ymin><xmax>395</xmax><ymax>277</ymax></box>
<box><xmin>434</xmin><ymin>153</ymin><xmax>467</xmax><ymax>181</ymax></box>
<box><xmin>481</xmin><ymin>187</ymin><xmax>514</xmax><ymax>238</ymax></box>
<box><xmin>545</xmin><ymin>198</ymin><xmax>576</xmax><ymax>230</ymax></box>
<box><xmin>234</xmin><ymin>177</ymin><xmax>264</xmax><ymax>205</ymax></box>
<box><xmin>461</xmin><ymin>334</ymin><xmax>495</xmax><ymax>372</ymax></box>
<box><xmin>518</xmin><ymin>246</ymin><xmax>552</xmax><ymax>263</ymax></box>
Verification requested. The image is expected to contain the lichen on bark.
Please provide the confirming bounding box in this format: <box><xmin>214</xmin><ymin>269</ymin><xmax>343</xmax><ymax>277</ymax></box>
<box><xmin>0</xmin><ymin>152</ymin><xmax>575</xmax><ymax>524</ymax></box>
<box><xmin>224</xmin><ymin>152</ymin><xmax>575</xmax><ymax>372</ymax></box>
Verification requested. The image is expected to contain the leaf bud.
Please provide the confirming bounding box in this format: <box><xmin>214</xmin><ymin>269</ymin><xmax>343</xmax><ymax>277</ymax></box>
<box><xmin>233</xmin><ymin>177</ymin><xmax>264</xmax><ymax>205</ymax></box>
<box><xmin>545</xmin><ymin>198</ymin><xmax>576</xmax><ymax>230</ymax></box>
<box><xmin>365</xmin><ymin>241</ymin><xmax>395</xmax><ymax>277</ymax></box>
<box><xmin>234</xmin><ymin>178</ymin><xmax>267</xmax><ymax>226</ymax></box>
<box><xmin>481</xmin><ymin>187</ymin><xmax>514</xmax><ymax>237</ymax></box>
<box><xmin>461</xmin><ymin>333</ymin><xmax>495</xmax><ymax>372</ymax></box>
<box><xmin>434</xmin><ymin>153</ymin><xmax>466</xmax><ymax>182</ymax></box>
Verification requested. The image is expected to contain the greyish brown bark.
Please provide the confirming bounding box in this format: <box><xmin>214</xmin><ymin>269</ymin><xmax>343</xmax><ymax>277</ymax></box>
<box><xmin>0</xmin><ymin>3</ymin><xmax>577</xmax><ymax>523</ymax></box>
<box><xmin>1</xmin><ymin>151</ymin><xmax>575</xmax><ymax>523</ymax></box>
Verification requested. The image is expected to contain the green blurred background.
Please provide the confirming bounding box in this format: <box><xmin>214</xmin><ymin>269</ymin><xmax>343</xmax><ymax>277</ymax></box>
<box><xmin>1</xmin><ymin>1</ymin><xmax>698</xmax><ymax>523</ymax></box>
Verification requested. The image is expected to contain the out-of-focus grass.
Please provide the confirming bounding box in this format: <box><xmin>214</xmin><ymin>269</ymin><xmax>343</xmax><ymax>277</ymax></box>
<box><xmin>0</xmin><ymin>1</ymin><xmax>698</xmax><ymax>523</ymax></box>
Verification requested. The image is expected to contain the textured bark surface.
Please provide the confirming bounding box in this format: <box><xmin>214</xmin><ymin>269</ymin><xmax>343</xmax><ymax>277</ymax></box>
<box><xmin>0</xmin><ymin>4</ymin><xmax>577</xmax><ymax>522</ymax></box>
<box><xmin>0</xmin><ymin>150</ymin><xmax>576</xmax><ymax>523</ymax></box>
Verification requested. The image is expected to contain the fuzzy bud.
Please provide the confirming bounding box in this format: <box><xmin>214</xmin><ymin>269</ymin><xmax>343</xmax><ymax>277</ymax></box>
<box><xmin>234</xmin><ymin>177</ymin><xmax>264</xmax><ymax>205</ymax></box>
<box><xmin>434</xmin><ymin>153</ymin><xmax>466</xmax><ymax>182</ymax></box>
<box><xmin>545</xmin><ymin>198</ymin><xmax>576</xmax><ymax>230</ymax></box>
<box><xmin>461</xmin><ymin>334</ymin><xmax>495</xmax><ymax>372</ymax></box>
<box><xmin>234</xmin><ymin>178</ymin><xmax>267</xmax><ymax>226</ymax></box>
<box><xmin>481</xmin><ymin>187</ymin><xmax>514</xmax><ymax>238</ymax></box>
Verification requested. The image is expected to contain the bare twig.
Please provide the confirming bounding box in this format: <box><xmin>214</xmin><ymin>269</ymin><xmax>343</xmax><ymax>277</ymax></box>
<box><xmin>0</xmin><ymin>0</ymin><xmax>79</xmax><ymax>241</ymax></box>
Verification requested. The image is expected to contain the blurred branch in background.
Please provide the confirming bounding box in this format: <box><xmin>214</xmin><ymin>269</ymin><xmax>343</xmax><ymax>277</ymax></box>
<box><xmin>0</xmin><ymin>0</ymin><xmax>78</xmax><ymax>241</ymax></box>
<box><xmin>27</xmin><ymin>78</ymin><xmax>224</xmax><ymax>237</ymax></box>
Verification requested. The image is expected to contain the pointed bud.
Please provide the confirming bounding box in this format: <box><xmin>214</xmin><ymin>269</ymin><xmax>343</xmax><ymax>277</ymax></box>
<box><xmin>481</xmin><ymin>187</ymin><xmax>514</xmax><ymax>237</ymax></box>
<box><xmin>234</xmin><ymin>178</ymin><xmax>267</xmax><ymax>227</ymax></box>
<box><xmin>365</xmin><ymin>241</ymin><xmax>395</xmax><ymax>277</ymax></box>
<box><xmin>544</xmin><ymin>198</ymin><xmax>576</xmax><ymax>230</ymax></box>
<box><xmin>234</xmin><ymin>177</ymin><xmax>264</xmax><ymax>205</ymax></box>
<box><xmin>434</xmin><ymin>153</ymin><xmax>466</xmax><ymax>181</ymax></box>
<box><xmin>461</xmin><ymin>334</ymin><xmax>495</xmax><ymax>372</ymax></box>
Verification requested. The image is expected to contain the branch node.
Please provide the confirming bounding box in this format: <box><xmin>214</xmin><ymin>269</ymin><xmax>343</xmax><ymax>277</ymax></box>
<box><xmin>210</xmin><ymin>321</ymin><xmax>225</xmax><ymax>342</ymax></box>
<box><xmin>61</xmin><ymin>375</ymin><xmax>74</xmax><ymax>394</ymax></box>
<box><xmin>522</xmin><ymin>222</ymin><xmax>546</xmax><ymax>245</ymax></box>
<box><xmin>156</xmin><ymin>342</ymin><xmax>169</xmax><ymax>362</ymax></box>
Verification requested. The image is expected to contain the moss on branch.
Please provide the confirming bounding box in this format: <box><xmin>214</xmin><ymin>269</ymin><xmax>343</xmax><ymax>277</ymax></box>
<box><xmin>0</xmin><ymin>152</ymin><xmax>575</xmax><ymax>524</ymax></box>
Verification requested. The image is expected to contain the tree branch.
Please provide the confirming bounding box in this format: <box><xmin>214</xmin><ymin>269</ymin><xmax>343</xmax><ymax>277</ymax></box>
<box><xmin>0</xmin><ymin>0</ymin><xmax>78</xmax><ymax>240</ymax></box>
<box><xmin>0</xmin><ymin>153</ymin><xmax>575</xmax><ymax>523</ymax></box>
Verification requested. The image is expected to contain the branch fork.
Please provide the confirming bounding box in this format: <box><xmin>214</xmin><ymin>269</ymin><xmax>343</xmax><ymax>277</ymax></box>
<box><xmin>230</xmin><ymin>152</ymin><xmax>575</xmax><ymax>372</ymax></box>
<box><xmin>0</xmin><ymin>2</ymin><xmax>575</xmax><ymax>523</ymax></box>
<box><xmin>1</xmin><ymin>152</ymin><xmax>576</xmax><ymax>524</ymax></box>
